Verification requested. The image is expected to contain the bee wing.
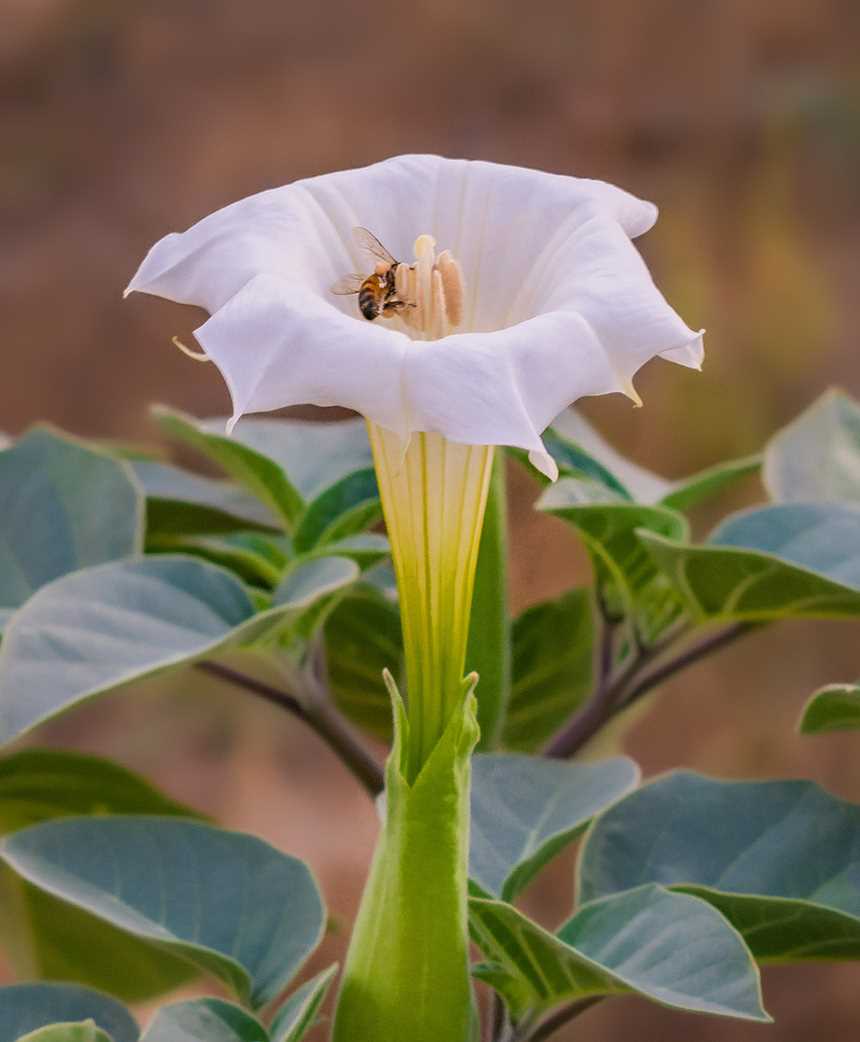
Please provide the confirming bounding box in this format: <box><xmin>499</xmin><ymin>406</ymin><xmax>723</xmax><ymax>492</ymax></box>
<box><xmin>330</xmin><ymin>274</ymin><xmax>365</xmax><ymax>295</ymax></box>
<box><xmin>352</xmin><ymin>227</ymin><xmax>397</xmax><ymax>267</ymax></box>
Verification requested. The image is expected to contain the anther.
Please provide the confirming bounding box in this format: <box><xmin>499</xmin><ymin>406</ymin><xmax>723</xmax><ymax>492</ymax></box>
<box><xmin>403</xmin><ymin>234</ymin><xmax>465</xmax><ymax>340</ymax></box>
<box><xmin>435</xmin><ymin>251</ymin><xmax>464</xmax><ymax>329</ymax></box>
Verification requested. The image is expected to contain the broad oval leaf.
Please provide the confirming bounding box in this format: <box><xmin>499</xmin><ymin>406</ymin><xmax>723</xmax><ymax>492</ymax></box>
<box><xmin>16</xmin><ymin>1023</ymin><xmax>113</xmax><ymax>1042</ymax></box>
<box><xmin>579</xmin><ymin>770</ymin><xmax>860</xmax><ymax>961</ymax></box>
<box><xmin>141</xmin><ymin>999</ymin><xmax>267</xmax><ymax>1042</ymax></box>
<box><xmin>539</xmin><ymin>479</ymin><xmax>686</xmax><ymax>637</ymax></box>
<box><xmin>147</xmin><ymin>532</ymin><xmax>286</xmax><ymax>588</ymax></box>
<box><xmin>503</xmin><ymin>590</ymin><xmax>593</xmax><ymax>752</ymax></box>
<box><xmin>0</xmin><ymin>749</ymin><xmax>200</xmax><ymax>1002</ymax></box>
<box><xmin>0</xmin><ymin>748</ymin><xmax>198</xmax><ymax>834</ymax></box>
<box><xmin>799</xmin><ymin>682</ymin><xmax>860</xmax><ymax>734</ymax></box>
<box><xmin>764</xmin><ymin>389</ymin><xmax>860</xmax><ymax>503</ymax></box>
<box><xmin>273</xmin><ymin>556</ymin><xmax>359</xmax><ymax>611</ymax></box>
<box><xmin>202</xmin><ymin>416</ymin><xmax>374</xmax><ymax>502</ymax></box>
<box><xmin>269</xmin><ymin>965</ymin><xmax>338</xmax><ymax>1042</ymax></box>
<box><xmin>0</xmin><ymin>555</ymin><xmax>343</xmax><ymax>743</ymax></box>
<box><xmin>153</xmin><ymin>408</ymin><xmax>304</xmax><ymax>530</ymax></box>
<box><xmin>658</xmin><ymin>455</ymin><xmax>761</xmax><ymax>512</ymax></box>
<box><xmin>0</xmin><ymin>428</ymin><xmax>142</xmax><ymax>618</ymax></box>
<box><xmin>531</xmin><ymin>410</ymin><xmax>759</xmax><ymax>512</ymax></box>
<box><xmin>712</xmin><ymin>503</ymin><xmax>860</xmax><ymax>588</ymax></box>
<box><xmin>469</xmin><ymin>885</ymin><xmax>768</xmax><ymax>1023</ymax></box>
<box><xmin>325</xmin><ymin>586</ymin><xmax>402</xmax><ymax>739</ymax></box>
<box><xmin>642</xmin><ymin>506</ymin><xmax>860</xmax><ymax>622</ymax></box>
<box><xmin>132</xmin><ymin>460</ymin><xmax>280</xmax><ymax>537</ymax></box>
<box><xmin>539</xmin><ymin>410</ymin><xmax>662</xmax><ymax>500</ymax></box>
<box><xmin>0</xmin><ymin>984</ymin><xmax>137</xmax><ymax>1042</ymax></box>
<box><xmin>469</xmin><ymin>754</ymin><xmax>639</xmax><ymax>900</ymax></box>
<box><xmin>0</xmin><ymin>817</ymin><xmax>325</xmax><ymax>1010</ymax></box>
<box><xmin>292</xmin><ymin>469</ymin><xmax>380</xmax><ymax>553</ymax></box>
<box><xmin>272</xmin><ymin>556</ymin><xmax>359</xmax><ymax>642</ymax></box>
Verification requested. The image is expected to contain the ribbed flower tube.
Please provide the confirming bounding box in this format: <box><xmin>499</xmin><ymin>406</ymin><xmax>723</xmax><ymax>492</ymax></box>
<box><xmin>368</xmin><ymin>424</ymin><xmax>493</xmax><ymax>777</ymax></box>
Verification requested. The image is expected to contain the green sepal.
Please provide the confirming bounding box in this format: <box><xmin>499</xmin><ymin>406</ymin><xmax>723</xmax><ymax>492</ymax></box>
<box><xmin>332</xmin><ymin>672</ymin><xmax>480</xmax><ymax>1042</ymax></box>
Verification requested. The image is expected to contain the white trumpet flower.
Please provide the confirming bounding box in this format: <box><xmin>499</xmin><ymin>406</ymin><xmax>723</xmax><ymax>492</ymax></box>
<box><xmin>128</xmin><ymin>154</ymin><xmax>702</xmax><ymax>774</ymax></box>
<box><xmin>128</xmin><ymin>155</ymin><xmax>704</xmax><ymax>1042</ymax></box>
<box><xmin>126</xmin><ymin>154</ymin><xmax>703</xmax><ymax>483</ymax></box>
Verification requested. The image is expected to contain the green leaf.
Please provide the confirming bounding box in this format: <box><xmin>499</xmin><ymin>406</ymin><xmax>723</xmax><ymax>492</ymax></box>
<box><xmin>467</xmin><ymin>455</ymin><xmax>511</xmax><ymax>749</ymax></box>
<box><xmin>469</xmin><ymin>755</ymin><xmax>639</xmax><ymax>900</ymax></box>
<box><xmin>272</xmin><ymin>556</ymin><xmax>359</xmax><ymax>642</ymax></box>
<box><xmin>1</xmin><ymin>817</ymin><xmax>325</xmax><ymax>1009</ymax></box>
<box><xmin>0</xmin><ymin>555</ymin><xmax>338</xmax><ymax>744</ymax></box>
<box><xmin>15</xmin><ymin>1022</ymin><xmax>113</xmax><ymax>1042</ymax></box>
<box><xmin>503</xmin><ymin>590</ymin><xmax>593</xmax><ymax>752</ymax></box>
<box><xmin>659</xmin><ymin>455</ymin><xmax>761</xmax><ymax>512</ymax></box>
<box><xmin>764</xmin><ymin>389</ymin><xmax>860</xmax><ymax>503</ymax></box>
<box><xmin>799</xmin><ymin>682</ymin><xmax>860</xmax><ymax>734</ymax></box>
<box><xmin>153</xmin><ymin>408</ymin><xmax>305</xmax><ymax>531</ymax></box>
<box><xmin>141</xmin><ymin>999</ymin><xmax>267</xmax><ymax>1042</ymax></box>
<box><xmin>311</xmin><ymin>533</ymin><xmax>389</xmax><ymax>569</ymax></box>
<box><xmin>539</xmin><ymin>479</ymin><xmax>686</xmax><ymax>636</ymax></box>
<box><xmin>469</xmin><ymin>885</ymin><xmax>768</xmax><ymax>1023</ymax></box>
<box><xmin>270</xmin><ymin>965</ymin><xmax>338</xmax><ymax>1042</ymax></box>
<box><xmin>0</xmin><ymin>428</ymin><xmax>142</xmax><ymax>616</ymax></box>
<box><xmin>579</xmin><ymin>770</ymin><xmax>860</xmax><ymax>961</ymax></box>
<box><xmin>201</xmin><ymin>417</ymin><xmax>373</xmax><ymax>501</ymax></box>
<box><xmin>0</xmin><ymin>748</ymin><xmax>198</xmax><ymax>833</ymax></box>
<box><xmin>132</xmin><ymin>460</ymin><xmax>280</xmax><ymax>537</ymax></box>
<box><xmin>292</xmin><ymin>469</ymin><xmax>380</xmax><ymax>553</ymax></box>
<box><xmin>519</xmin><ymin>411</ymin><xmax>759</xmax><ymax>511</ymax></box>
<box><xmin>0</xmin><ymin>984</ymin><xmax>137</xmax><ymax>1042</ymax></box>
<box><xmin>0</xmin><ymin>749</ymin><xmax>200</xmax><ymax>1002</ymax></box>
<box><xmin>147</xmin><ymin>532</ymin><xmax>286</xmax><ymax>588</ymax></box>
<box><xmin>643</xmin><ymin>503</ymin><xmax>860</xmax><ymax>622</ymax></box>
<box><xmin>325</xmin><ymin>586</ymin><xmax>402</xmax><ymax>739</ymax></box>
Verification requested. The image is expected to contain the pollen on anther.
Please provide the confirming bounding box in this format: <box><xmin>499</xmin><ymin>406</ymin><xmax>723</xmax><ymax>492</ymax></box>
<box><xmin>431</xmin><ymin>269</ymin><xmax>448</xmax><ymax>340</ymax></box>
<box><xmin>436</xmin><ymin>250</ymin><xmax>464</xmax><ymax>329</ymax></box>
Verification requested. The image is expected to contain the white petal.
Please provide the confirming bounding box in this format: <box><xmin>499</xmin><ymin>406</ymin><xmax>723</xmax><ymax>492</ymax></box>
<box><xmin>192</xmin><ymin>274</ymin><xmax>411</xmax><ymax>438</ymax></box>
<box><xmin>127</xmin><ymin>155</ymin><xmax>703</xmax><ymax>473</ymax></box>
<box><xmin>125</xmin><ymin>155</ymin><xmax>658</xmax><ymax>328</ymax></box>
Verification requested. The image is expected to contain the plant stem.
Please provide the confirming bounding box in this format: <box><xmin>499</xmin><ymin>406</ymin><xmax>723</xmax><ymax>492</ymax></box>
<box><xmin>523</xmin><ymin>998</ymin><xmax>602</xmax><ymax>1042</ymax></box>
<box><xmin>544</xmin><ymin>620</ymin><xmax>754</xmax><ymax>760</ymax></box>
<box><xmin>617</xmin><ymin>622</ymin><xmax>754</xmax><ymax>711</ymax></box>
<box><xmin>196</xmin><ymin>660</ymin><xmax>384</xmax><ymax>796</ymax></box>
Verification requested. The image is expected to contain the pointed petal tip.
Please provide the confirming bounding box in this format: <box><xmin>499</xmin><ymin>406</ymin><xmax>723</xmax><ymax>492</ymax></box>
<box><xmin>528</xmin><ymin>447</ymin><xmax>559</xmax><ymax>482</ymax></box>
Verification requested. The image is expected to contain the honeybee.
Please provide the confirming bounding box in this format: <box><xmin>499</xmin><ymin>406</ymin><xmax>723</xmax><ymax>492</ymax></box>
<box><xmin>331</xmin><ymin>227</ymin><xmax>412</xmax><ymax>321</ymax></box>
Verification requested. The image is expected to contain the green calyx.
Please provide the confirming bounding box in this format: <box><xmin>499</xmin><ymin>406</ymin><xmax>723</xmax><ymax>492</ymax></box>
<box><xmin>332</xmin><ymin>673</ymin><xmax>480</xmax><ymax>1042</ymax></box>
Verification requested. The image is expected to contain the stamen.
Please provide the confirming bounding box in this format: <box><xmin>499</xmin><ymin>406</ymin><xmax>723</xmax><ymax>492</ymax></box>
<box><xmin>435</xmin><ymin>251</ymin><xmax>464</xmax><ymax>329</ymax></box>
<box><xmin>431</xmin><ymin>269</ymin><xmax>447</xmax><ymax>340</ymax></box>
<box><xmin>395</xmin><ymin>262</ymin><xmax>410</xmax><ymax>300</ymax></box>
<box><xmin>172</xmin><ymin>336</ymin><xmax>210</xmax><ymax>362</ymax></box>
<box><xmin>399</xmin><ymin>233</ymin><xmax>465</xmax><ymax>341</ymax></box>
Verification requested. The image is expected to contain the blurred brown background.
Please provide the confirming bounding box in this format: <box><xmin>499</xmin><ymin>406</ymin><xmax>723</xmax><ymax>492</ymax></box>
<box><xmin>2</xmin><ymin>1</ymin><xmax>860</xmax><ymax>1038</ymax></box>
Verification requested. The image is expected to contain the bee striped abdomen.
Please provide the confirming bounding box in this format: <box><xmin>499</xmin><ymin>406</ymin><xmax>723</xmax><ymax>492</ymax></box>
<box><xmin>358</xmin><ymin>276</ymin><xmax>383</xmax><ymax>321</ymax></box>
